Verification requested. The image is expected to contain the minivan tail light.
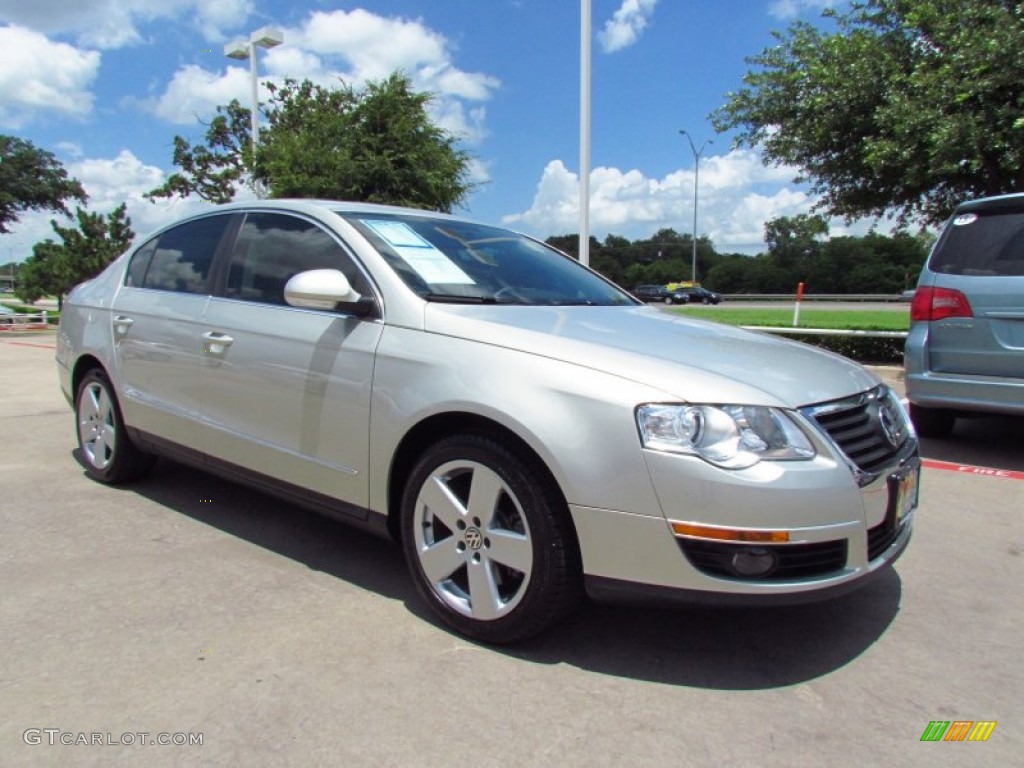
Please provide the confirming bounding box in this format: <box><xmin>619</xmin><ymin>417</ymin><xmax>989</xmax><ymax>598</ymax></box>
<box><xmin>910</xmin><ymin>286</ymin><xmax>973</xmax><ymax>322</ymax></box>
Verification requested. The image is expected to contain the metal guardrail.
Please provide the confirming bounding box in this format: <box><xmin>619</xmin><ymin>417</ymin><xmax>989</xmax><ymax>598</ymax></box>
<box><xmin>723</xmin><ymin>293</ymin><xmax>909</xmax><ymax>302</ymax></box>
<box><xmin>742</xmin><ymin>325</ymin><xmax>908</xmax><ymax>339</ymax></box>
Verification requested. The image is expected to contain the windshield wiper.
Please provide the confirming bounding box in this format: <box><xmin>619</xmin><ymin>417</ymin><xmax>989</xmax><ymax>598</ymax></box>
<box><xmin>423</xmin><ymin>293</ymin><xmax>526</xmax><ymax>305</ymax></box>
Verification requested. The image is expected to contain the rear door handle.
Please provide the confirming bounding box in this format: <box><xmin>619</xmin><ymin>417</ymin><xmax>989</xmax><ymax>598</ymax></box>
<box><xmin>202</xmin><ymin>331</ymin><xmax>234</xmax><ymax>355</ymax></box>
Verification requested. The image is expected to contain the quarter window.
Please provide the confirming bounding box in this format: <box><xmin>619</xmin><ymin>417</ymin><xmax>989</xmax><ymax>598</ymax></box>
<box><xmin>225</xmin><ymin>212</ymin><xmax>370</xmax><ymax>306</ymax></box>
<box><xmin>125</xmin><ymin>239</ymin><xmax>156</xmax><ymax>287</ymax></box>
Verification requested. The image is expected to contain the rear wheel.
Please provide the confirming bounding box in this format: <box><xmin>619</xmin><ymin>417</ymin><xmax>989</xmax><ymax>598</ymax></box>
<box><xmin>75</xmin><ymin>369</ymin><xmax>155</xmax><ymax>483</ymax></box>
<box><xmin>909</xmin><ymin>403</ymin><xmax>955</xmax><ymax>438</ymax></box>
<box><xmin>401</xmin><ymin>434</ymin><xmax>581</xmax><ymax>643</ymax></box>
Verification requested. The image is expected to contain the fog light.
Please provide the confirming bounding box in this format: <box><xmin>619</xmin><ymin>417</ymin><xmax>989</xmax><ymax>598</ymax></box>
<box><xmin>731</xmin><ymin>547</ymin><xmax>777</xmax><ymax>578</ymax></box>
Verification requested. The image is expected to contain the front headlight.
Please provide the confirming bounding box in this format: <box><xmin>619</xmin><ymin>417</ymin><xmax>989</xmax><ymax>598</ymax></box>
<box><xmin>636</xmin><ymin>404</ymin><xmax>815</xmax><ymax>469</ymax></box>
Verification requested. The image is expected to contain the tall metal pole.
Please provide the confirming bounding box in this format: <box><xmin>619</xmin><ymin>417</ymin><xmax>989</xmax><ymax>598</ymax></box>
<box><xmin>579</xmin><ymin>0</ymin><xmax>591</xmax><ymax>266</ymax></box>
<box><xmin>225</xmin><ymin>27</ymin><xmax>283</xmax><ymax>151</ymax></box>
<box><xmin>249</xmin><ymin>47</ymin><xmax>259</xmax><ymax>149</ymax></box>
<box><xmin>679</xmin><ymin>130</ymin><xmax>712</xmax><ymax>284</ymax></box>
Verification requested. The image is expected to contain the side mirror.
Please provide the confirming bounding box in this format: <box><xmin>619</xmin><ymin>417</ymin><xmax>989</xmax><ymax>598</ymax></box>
<box><xmin>284</xmin><ymin>269</ymin><xmax>372</xmax><ymax>315</ymax></box>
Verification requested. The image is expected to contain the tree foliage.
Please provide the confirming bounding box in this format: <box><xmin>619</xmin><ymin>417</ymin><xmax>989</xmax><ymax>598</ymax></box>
<box><xmin>145</xmin><ymin>102</ymin><xmax>252</xmax><ymax>204</ymax></box>
<box><xmin>16</xmin><ymin>205</ymin><xmax>134</xmax><ymax>307</ymax></box>
<box><xmin>712</xmin><ymin>0</ymin><xmax>1024</xmax><ymax>226</ymax></box>
<box><xmin>148</xmin><ymin>73</ymin><xmax>474</xmax><ymax>212</ymax></box>
<box><xmin>0</xmin><ymin>135</ymin><xmax>86</xmax><ymax>234</ymax></box>
<box><xmin>546</xmin><ymin>219</ymin><xmax>928</xmax><ymax>295</ymax></box>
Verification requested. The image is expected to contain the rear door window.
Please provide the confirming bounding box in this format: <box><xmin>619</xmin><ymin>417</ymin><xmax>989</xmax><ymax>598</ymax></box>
<box><xmin>139</xmin><ymin>215</ymin><xmax>233</xmax><ymax>293</ymax></box>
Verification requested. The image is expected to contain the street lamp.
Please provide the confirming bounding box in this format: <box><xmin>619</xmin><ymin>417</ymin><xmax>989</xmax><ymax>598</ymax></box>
<box><xmin>224</xmin><ymin>26</ymin><xmax>284</xmax><ymax>150</ymax></box>
<box><xmin>679</xmin><ymin>129</ymin><xmax>712</xmax><ymax>284</ymax></box>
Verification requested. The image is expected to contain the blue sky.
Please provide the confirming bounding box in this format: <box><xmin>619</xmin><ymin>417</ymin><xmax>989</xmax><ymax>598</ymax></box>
<box><xmin>0</xmin><ymin>0</ymin><xmax>853</xmax><ymax>262</ymax></box>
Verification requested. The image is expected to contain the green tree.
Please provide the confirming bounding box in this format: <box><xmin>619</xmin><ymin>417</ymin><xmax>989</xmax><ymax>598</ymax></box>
<box><xmin>712</xmin><ymin>0</ymin><xmax>1024</xmax><ymax>225</ymax></box>
<box><xmin>0</xmin><ymin>135</ymin><xmax>86</xmax><ymax>234</ymax></box>
<box><xmin>148</xmin><ymin>73</ymin><xmax>474</xmax><ymax>212</ymax></box>
<box><xmin>16</xmin><ymin>204</ymin><xmax>133</xmax><ymax>308</ymax></box>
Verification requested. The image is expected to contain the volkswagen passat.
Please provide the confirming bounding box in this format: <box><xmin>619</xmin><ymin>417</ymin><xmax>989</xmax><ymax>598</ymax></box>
<box><xmin>57</xmin><ymin>200</ymin><xmax>919</xmax><ymax>643</ymax></box>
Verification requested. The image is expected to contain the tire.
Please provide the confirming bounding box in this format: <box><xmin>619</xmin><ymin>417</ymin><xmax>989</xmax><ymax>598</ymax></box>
<box><xmin>401</xmin><ymin>434</ymin><xmax>582</xmax><ymax>644</ymax></box>
<box><xmin>908</xmin><ymin>403</ymin><xmax>955</xmax><ymax>439</ymax></box>
<box><xmin>75</xmin><ymin>369</ymin><xmax>156</xmax><ymax>484</ymax></box>
<box><xmin>663</xmin><ymin>296</ymin><xmax>672</xmax><ymax>305</ymax></box>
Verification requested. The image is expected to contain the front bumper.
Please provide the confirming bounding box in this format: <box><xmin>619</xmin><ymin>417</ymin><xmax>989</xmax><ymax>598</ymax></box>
<box><xmin>570</xmin><ymin>408</ymin><xmax>919</xmax><ymax>603</ymax></box>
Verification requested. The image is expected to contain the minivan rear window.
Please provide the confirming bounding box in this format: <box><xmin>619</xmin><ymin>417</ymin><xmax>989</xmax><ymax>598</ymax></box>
<box><xmin>930</xmin><ymin>210</ymin><xmax>1024</xmax><ymax>276</ymax></box>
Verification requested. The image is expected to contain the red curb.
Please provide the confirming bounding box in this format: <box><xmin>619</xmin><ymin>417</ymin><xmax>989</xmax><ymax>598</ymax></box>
<box><xmin>922</xmin><ymin>458</ymin><xmax>1024</xmax><ymax>481</ymax></box>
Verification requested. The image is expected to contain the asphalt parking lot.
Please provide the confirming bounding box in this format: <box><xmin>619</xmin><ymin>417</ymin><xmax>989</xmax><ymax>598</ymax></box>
<box><xmin>1</xmin><ymin>332</ymin><xmax>1020</xmax><ymax>767</ymax></box>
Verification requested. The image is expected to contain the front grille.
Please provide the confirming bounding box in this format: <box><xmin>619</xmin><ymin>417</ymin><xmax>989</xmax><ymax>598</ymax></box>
<box><xmin>678</xmin><ymin>538</ymin><xmax>848</xmax><ymax>581</ymax></box>
<box><xmin>803</xmin><ymin>386</ymin><xmax>910</xmax><ymax>475</ymax></box>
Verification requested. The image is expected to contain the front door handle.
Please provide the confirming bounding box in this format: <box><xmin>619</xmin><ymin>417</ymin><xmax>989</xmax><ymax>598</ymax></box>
<box><xmin>202</xmin><ymin>331</ymin><xmax>234</xmax><ymax>355</ymax></box>
<box><xmin>112</xmin><ymin>315</ymin><xmax>134</xmax><ymax>336</ymax></box>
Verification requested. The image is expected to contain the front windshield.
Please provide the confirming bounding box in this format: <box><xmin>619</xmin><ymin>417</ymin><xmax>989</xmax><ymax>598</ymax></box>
<box><xmin>340</xmin><ymin>213</ymin><xmax>637</xmax><ymax>306</ymax></box>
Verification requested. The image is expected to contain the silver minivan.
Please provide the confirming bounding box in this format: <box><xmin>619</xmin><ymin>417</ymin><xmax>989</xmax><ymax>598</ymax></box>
<box><xmin>905</xmin><ymin>193</ymin><xmax>1024</xmax><ymax>437</ymax></box>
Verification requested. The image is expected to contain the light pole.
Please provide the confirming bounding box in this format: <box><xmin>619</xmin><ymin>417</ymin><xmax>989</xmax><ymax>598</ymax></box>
<box><xmin>579</xmin><ymin>0</ymin><xmax>591</xmax><ymax>266</ymax></box>
<box><xmin>679</xmin><ymin>129</ymin><xmax>712</xmax><ymax>284</ymax></box>
<box><xmin>224</xmin><ymin>26</ymin><xmax>284</xmax><ymax>150</ymax></box>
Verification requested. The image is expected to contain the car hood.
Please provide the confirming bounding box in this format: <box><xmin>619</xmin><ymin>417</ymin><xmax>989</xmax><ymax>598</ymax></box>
<box><xmin>423</xmin><ymin>304</ymin><xmax>879</xmax><ymax>408</ymax></box>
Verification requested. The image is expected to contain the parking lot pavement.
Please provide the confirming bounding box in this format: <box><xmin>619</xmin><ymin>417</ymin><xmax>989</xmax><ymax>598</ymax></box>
<box><xmin>2</xmin><ymin>334</ymin><xmax>1021</xmax><ymax>767</ymax></box>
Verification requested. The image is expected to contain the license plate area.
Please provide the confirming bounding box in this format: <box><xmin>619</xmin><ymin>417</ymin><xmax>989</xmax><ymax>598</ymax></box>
<box><xmin>889</xmin><ymin>462</ymin><xmax>920</xmax><ymax>524</ymax></box>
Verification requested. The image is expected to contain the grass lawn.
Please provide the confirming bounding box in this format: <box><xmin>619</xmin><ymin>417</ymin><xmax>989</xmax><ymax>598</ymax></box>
<box><xmin>669</xmin><ymin>306</ymin><xmax>909</xmax><ymax>332</ymax></box>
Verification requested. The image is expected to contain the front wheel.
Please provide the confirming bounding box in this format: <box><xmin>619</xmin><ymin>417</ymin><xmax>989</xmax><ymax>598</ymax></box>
<box><xmin>75</xmin><ymin>369</ymin><xmax>155</xmax><ymax>484</ymax></box>
<box><xmin>401</xmin><ymin>434</ymin><xmax>581</xmax><ymax>643</ymax></box>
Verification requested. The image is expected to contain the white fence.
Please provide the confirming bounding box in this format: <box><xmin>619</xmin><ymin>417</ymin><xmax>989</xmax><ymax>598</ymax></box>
<box><xmin>0</xmin><ymin>311</ymin><xmax>53</xmax><ymax>330</ymax></box>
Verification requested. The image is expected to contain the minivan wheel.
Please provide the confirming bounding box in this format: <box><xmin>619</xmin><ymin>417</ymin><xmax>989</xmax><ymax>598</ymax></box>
<box><xmin>401</xmin><ymin>434</ymin><xmax>581</xmax><ymax>644</ymax></box>
<box><xmin>909</xmin><ymin>403</ymin><xmax>956</xmax><ymax>439</ymax></box>
<box><xmin>75</xmin><ymin>369</ymin><xmax>155</xmax><ymax>484</ymax></box>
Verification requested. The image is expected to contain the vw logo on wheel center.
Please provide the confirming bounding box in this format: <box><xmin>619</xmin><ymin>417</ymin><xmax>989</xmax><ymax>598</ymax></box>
<box><xmin>464</xmin><ymin>527</ymin><xmax>484</xmax><ymax>550</ymax></box>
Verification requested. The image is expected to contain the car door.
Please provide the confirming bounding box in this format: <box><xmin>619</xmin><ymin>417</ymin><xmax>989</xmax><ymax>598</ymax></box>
<box><xmin>111</xmin><ymin>214</ymin><xmax>236</xmax><ymax>450</ymax></box>
<box><xmin>199</xmin><ymin>211</ymin><xmax>383</xmax><ymax>513</ymax></box>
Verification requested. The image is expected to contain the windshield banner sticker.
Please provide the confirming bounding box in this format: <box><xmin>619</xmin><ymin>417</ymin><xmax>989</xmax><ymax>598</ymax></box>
<box><xmin>361</xmin><ymin>219</ymin><xmax>475</xmax><ymax>285</ymax></box>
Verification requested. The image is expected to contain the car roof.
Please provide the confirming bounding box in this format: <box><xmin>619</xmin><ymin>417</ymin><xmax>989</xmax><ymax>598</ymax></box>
<box><xmin>210</xmin><ymin>198</ymin><xmax>464</xmax><ymax>221</ymax></box>
<box><xmin>956</xmin><ymin>192</ymin><xmax>1024</xmax><ymax>215</ymax></box>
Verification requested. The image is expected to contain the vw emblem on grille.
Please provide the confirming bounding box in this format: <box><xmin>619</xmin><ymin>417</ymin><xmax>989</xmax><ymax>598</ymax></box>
<box><xmin>464</xmin><ymin>527</ymin><xmax>484</xmax><ymax>550</ymax></box>
<box><xmin>878</xmin><ymin>400</ymin><xmax>903</xmax><ymax>448</ymax></box>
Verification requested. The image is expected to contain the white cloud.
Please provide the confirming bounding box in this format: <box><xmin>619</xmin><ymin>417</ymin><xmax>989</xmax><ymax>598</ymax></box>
<box><xmin>768</xmin><ymin>0</ymin><xmax>837</xmax><ymax>20</ymax></box>
<box><xmin>71</xmin><ymin>150</ymin><xmax>166</xmax><ymax>213</ymax></box>
<box><xmin>194</xmin><ymin>0</ymin><xmax>254</xmax><ymax>42</ymax></box>
<box><xmin>0</xmin><ymin>25</ymin><xmax>100</xmax><ymax>127</ymax></box>
<box><xmin>150</xmin><ymin>8</ymin><xmax>500</xmax><ymax>144</ymax></box>
<box><xmin>0</xmin><ymin>0</ymin><xmax>253</xmax><ymax>49</ymax></box>
<box><xmin>502</xmin><ymin>149</ymin><xmax>828</xmax><ymax>253</ymax></box>
<box><xmin>286</xmin><ymin>9</ymin><xmax>500</xmax><ymax>140</ymax></box>
<box><xmin>597</xmin><ymin>0</ymin><xmax>659</xmax><ymax>53</ymax></box>
<box><xmin>151</xmin><ymin>64</ymin><xmax>253</xmax><ymax>124</ymax></box>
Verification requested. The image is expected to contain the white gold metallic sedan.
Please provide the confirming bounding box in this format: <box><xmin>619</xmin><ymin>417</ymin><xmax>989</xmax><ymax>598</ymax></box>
<box><xmin>57</xmin><ymin>200</ymin><xmax>919</xmax><ymax>643</ymax></box>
